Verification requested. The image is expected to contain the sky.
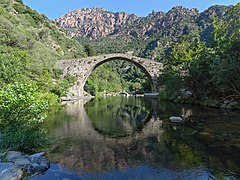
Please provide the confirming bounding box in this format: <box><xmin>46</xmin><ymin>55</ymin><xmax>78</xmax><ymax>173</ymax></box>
<box><xmin>22</xmin><ymin>0</ymin><xmax>239</xmax><ymax>20</ymax></box>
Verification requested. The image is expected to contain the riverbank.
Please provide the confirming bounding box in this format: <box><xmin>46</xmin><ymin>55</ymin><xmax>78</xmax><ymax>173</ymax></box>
<box><xmin>158</xmin><ymin>87</ymin><xmax>240</xmax><ymax>110</ymax></box>
<box><xmin>61</xmin><ymin>90</ymin><xmax>240</xmax><ymax>110</ymax></box>
<box><xmin>0</xmin><ymin>151</ymin><xmax>50</xmax><ymax>179</ymax></box>
<box><xmin>167</xmin><ymin>96</ymin><xmax>240</xmax><ymax>110</ymax></box>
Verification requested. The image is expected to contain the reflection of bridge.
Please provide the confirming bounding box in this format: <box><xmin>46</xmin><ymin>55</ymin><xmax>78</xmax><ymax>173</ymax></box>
<box><xmin>57</xmin><ymin>53</ymin><xmax>163</xmax><ymax>96</ymax></box>
<box><xmin>56</xmin><ymin>99</ymin><xmax>163</xmax><ymax>142</ymax></box>
<box><xmin>51</xmin><ymin>99</ymin><xmax>164</xmax><ymax>173</ymax></box>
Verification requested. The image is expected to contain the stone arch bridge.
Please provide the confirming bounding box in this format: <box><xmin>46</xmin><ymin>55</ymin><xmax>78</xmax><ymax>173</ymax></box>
<box><xmin>57</xmin><ymin>53</ymin><xmax>163</xmax><ymax>96</ymax></box>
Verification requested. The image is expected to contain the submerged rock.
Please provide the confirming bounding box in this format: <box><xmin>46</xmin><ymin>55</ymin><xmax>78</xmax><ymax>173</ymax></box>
<box><xmin>196</xmin><ymin>131</ymin><xmax>215</xmax><ymax>145</ymax></box>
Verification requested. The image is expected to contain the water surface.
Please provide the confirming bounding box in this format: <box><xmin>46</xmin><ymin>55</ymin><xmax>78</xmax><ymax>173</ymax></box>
<box><xmin>33</xmin><ymin>96</ymin><xmax>240</xmax><ymax>179</ymax></box>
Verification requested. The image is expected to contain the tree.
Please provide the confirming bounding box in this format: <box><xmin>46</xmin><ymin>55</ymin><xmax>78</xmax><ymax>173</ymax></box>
<box><xmin>84</xmin><ymin>44</ymin><xmax>97</xmax><ymax>56</ymax></box>
<box><xmin>160</xmin><ymin>36</ymin><xmax>207</xmax><ymax>99</ymax></box>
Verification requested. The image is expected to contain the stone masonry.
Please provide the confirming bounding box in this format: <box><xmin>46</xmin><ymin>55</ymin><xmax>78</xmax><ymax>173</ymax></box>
<box><xmin>56</xmin><ymin>53</ymin><xmax>163</xmax><ymax>97</ymax></box>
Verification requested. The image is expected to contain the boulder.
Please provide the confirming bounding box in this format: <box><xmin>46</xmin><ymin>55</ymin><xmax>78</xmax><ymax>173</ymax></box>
<box><xmin>220</xmin><ymin>104</ymin><xmax>227</xmax><ymax>109</ymax></box>
<box><xmin>223</xmin><ymin>100</ymin><xmax>231</xmax><ymax>104</ymax></box>
<box><xmin>31</xmin><ymin>159</ymin><xmax>50</xmax><ymax>174</ymax></box>
<box><xmin>221</xmin><ymin>101</ymin><xmax>239</xmax><ymax>109</ymax></box>
<box><xmin>29</xmin><ymin>152</ymin><xmax>45</xmax><ymax>163</ymax></box>
<box><xmin>0</xmin><ymin>163</ymin><xmax>23</xmax><ymax>180</ymax></box>
<box><xmin>169</xmin><ymin>116</ymin><xmax>183</xmax><ymax>123</ymax></box>
<box><xmin>6</xmin><ymin>151</ymin><xmax>22</xmax><ymax>162</ymax></box>
<box><xmin>29</xmin><ymin>152</ymin><xmax>50</xmax><ymax>174</ymax></box>
<box><xmin>0</xmin><ymin>151</ymin><xmax>50</xmax><ymax>178</ymax></box>
<box><xmin>228</xmin><ymin>101</ymin><xmax>238</xmax><ymax>107</ymax></box>
<box><xmin>181</xmin><ymin>88</ymin><xmax>193</xmax><ymax>98</ymax></box>
<box><xmin>14</xmin><ymin>157</ymin><xmax>31</xmax><ymax>170</ymax></box>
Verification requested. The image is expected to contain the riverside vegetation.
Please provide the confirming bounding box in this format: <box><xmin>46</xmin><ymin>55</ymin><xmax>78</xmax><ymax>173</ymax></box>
<box><xmin>0</xmin><ymin>0</ymin><xmax>87</xmax><ymax>152</ymax></box>
<box><xmin>0</xmin><ymin>0</ymin><xmax>239</xmax><ymax>156</ymax></box>
<box><xmin>158</xmin><ymin>4</ymin><xmax>240</xmax><ymax>107</ymax></box>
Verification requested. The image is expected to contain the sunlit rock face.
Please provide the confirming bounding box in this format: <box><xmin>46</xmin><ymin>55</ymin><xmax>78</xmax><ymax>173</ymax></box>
<box><xmin>55</xmin><ymin>6</ymin><xmax>229</xmax><ymax>40</ymax></box>
<box><xmin>55</xmin><ymin>8</ymin><xmax>138</xmax><ymax>39</ymax></box>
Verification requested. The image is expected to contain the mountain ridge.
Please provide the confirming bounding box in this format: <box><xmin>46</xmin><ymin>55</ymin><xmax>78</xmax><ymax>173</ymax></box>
<box><xmin>55</xmin><ymin>5</ymin><xmax>230</xmax><ymax>61</ymax></box>
<box><xmin>55</xmin><ymin>5</ymin><xmax>229</xmax><ymax>40</ymax></box>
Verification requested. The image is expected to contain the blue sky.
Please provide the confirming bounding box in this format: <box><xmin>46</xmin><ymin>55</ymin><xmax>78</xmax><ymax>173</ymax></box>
<box><xmin>22</xmin><ymin>0</ymin><xmax>239</xmax><ymax>20</ymax></box>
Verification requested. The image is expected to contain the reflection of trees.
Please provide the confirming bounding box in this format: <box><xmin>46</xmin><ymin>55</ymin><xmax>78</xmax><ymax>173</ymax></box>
<box><xmin>85</xmin><ymin>96</ymin><xmax>152</xmax><ymax>137</ymax></box>
<box><xmin>46</xmin><ymin>97</ymin><xmax>240</xmax><ymax>179</ymax></box>
<box><xmin>161</xmin><ymin>122</ymin><xmax>205</xmax><ymax>170</ymax></box>
<box><xmin>159</xmin><ymin>101</ymin><xmax>240</xmax><ymax>178</ymax></box>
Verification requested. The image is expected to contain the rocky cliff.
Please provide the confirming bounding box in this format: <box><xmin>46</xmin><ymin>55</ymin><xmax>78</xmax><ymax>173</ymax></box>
<box><xmin>56</xmin><ymin>6</ymin><xmax>228</xmax><ymax>40</ymax></box>
<box><xmin>55</xmin><ymin>5</ymin><xmax>230</xmax><ymax>60</ymax></box>
<box><xmin>56</xmin><ymin>7</ymin><xmax>138</xmax><ymax>39</ymax></box>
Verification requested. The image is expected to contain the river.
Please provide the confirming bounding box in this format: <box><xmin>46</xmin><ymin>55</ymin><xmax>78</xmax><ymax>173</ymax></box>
<box><xmin>31</xmin><ymin>96</ymin><xmax>240</xmax><ymax>180</ymax></box>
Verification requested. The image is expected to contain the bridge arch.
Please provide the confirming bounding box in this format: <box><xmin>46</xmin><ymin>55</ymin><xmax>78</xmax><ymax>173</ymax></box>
<box><xmin>57</xmin><ymin>53</ymin><xmax>163</xmax><ymax>97</ymax></box>
<box><xmin>82</xmin><ymin>56</ymin><xmax>155</xmax><ymax>93</ymax></box>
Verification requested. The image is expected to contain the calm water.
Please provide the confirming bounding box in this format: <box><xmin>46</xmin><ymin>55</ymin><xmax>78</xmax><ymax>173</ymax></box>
<box><xmin>32</xmin><ymin>96</ymin><xmax>240</xmax><ymax>180</ymax></box>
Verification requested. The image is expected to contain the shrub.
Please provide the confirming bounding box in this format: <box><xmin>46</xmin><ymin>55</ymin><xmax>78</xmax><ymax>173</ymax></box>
<box><xmin>0</xmin><ymin>82</ymin><xmax>49</xmax><ymax>152</ymax></box>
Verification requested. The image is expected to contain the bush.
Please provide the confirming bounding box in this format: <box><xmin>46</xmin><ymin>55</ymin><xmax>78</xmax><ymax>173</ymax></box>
<box><xmin>0</xmin><ymin>46</ymin><xmax>29</xmax><ymax>84</ymax></box>
<box><xmin>0</xmin><ymin>82</ymin><xmax>49</xmax><ymax>152</ymax></box>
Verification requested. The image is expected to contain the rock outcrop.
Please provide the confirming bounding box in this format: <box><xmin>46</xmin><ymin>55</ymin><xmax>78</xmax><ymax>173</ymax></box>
<box><xmin>55</xmin><ymin>6</ymin><xmax>229</xmax><ymax>40</ymax></box>
<box><xmin>0</xmin><ymin>151</ymin><xmax>50</xmax><ymax>179</ymax></box>
<box><xmin>56</xmin><ymin>7</ymin><xmax>138</xmax><ymax>39</ymax></box>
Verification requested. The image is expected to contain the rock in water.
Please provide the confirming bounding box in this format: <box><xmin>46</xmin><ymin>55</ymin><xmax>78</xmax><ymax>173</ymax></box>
<box><xmin>29</xmin><ymin>152</ymin><xmax>50</xmax><ymax>174</ymax></box>
<box><xmin>0</xmin><ymin>163</ymin><xmax>23</xmax><ymax>180</ymax></box>
<box><xmin>169</xmin><ymin>116</ymin><xmax>183</xmax><ymax>123</ymax></box>
<box><xmin>0</xmin><ymin>151</ymin><xmax>50</xmax><ymax>179</ymax></box>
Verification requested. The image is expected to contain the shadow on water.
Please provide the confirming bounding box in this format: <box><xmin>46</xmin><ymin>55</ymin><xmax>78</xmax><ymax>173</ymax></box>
<box><xmin>36</xmin><ymin>96</ymin><xmax>240</xmax><ymax>180</ymax></box>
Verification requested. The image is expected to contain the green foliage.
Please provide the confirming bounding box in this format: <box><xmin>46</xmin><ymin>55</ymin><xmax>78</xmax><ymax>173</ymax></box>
<box><xmin>0</xmin><ymin>0</ymin><xmax>88</xmax><ymax>152</ymax></box>
<box><xmin>159</xmin><ymin>67</ymin><xmax>183</xmax><ymax>100</ymax></box>
<box><xmin>0</xmin><ymin>0</ymin><xmax>87</xmax><ymax>96</ymax></box>
<box><xmin>84</xmin><ymin>44</ymin><xmax>97</xmax><ymax>56</ymax></box>
<box><xmin>159</xmin><ymin>3</ymin><xmax>240</xmax><ymax>105</ymax></box>
<box><xmin>85</xmin><ymin>60</ymin><xmax>151</xmax><ymax>95</ymax></box>
<box><xmin>85</xmin><ymin>63</ymin><xmax>122</xmax><ymax>95</ymax></box>
<box><xmin>0</xmin><ymin>0</ymin><xmax>86</xmax><ymax>78</ymax></box>
<box><xmin>0</xmin><ymin>46</ymin><xmax>29</xmax><ymax>84</ymax></box>
<box><xmin>160</xmin><ymin>36</ymin><xmax>206</xmax><ymax>100</ymax></box>
<box><xmin>0</xmin><ymin>82</ymin><xmax>49</xmax><ymax>151</ymax></box>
